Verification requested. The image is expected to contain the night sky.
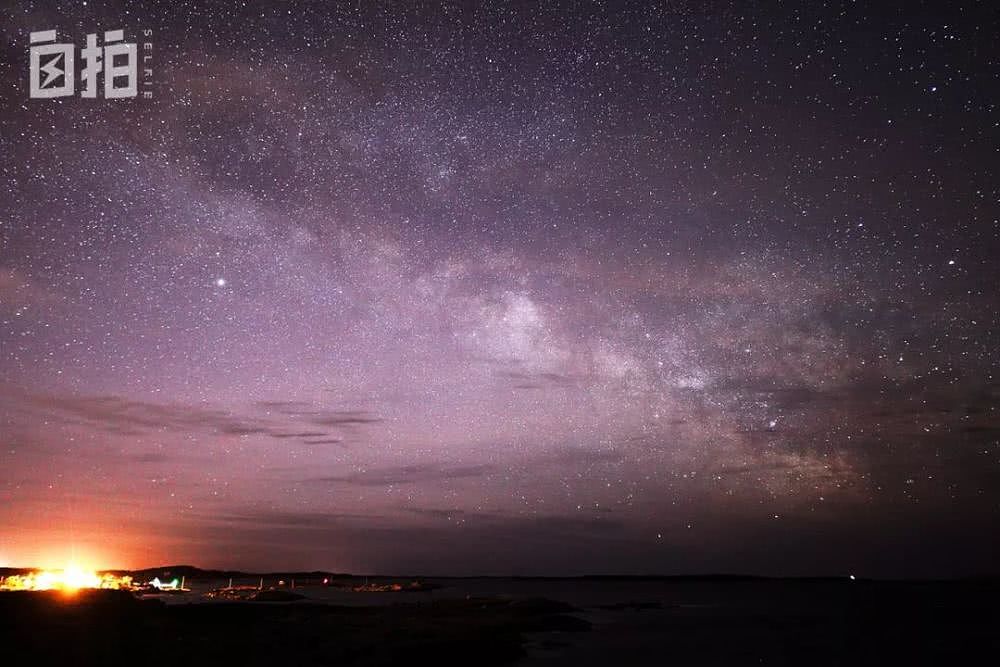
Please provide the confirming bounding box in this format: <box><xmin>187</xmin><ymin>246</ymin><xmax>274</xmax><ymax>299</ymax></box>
<box><xmin>1</xmin><ymin>1</ymin><xmax>997</xmax><ymax>577</ymax></box>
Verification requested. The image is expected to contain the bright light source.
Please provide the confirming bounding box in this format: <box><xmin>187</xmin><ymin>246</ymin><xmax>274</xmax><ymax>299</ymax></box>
<box><xmin>0</xmin><ymin>568</ymin><xmax>132</xmax><ymax>592</ymax></box>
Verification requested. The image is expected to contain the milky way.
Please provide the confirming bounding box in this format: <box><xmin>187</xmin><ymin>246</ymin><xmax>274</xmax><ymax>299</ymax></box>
<box><xmin>0</xmin><ymin>2</ymin><xmax>997</xmax><ymax>576</ymax></box>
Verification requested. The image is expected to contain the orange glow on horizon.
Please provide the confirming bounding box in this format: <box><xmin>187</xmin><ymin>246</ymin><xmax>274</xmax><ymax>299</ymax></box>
<box><xmin>2</xmin><ymin>523</ymin><xmax>151</xmax><ymax>573</ymax></box>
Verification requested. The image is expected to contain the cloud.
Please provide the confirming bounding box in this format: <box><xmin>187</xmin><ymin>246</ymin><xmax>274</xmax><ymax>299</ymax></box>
<box><xmin>5</xmin><ymin>391</ymin><xmax>379</xmax><ymax>448</ymax></box>
<box><xmin>306</xmin><ymin>411</ymin><xmax>383</xmax><ymax>427</ymax></box>
<box><xmin>306</xmin><ymin>463</ymin><xmax>495</xmax><ymax>487</ymax></box>
<box><xmin>203</xmin><ymin>510</ymin><xmax>387</xmax><ymax>527</ymax></box>
<box><xmin>496</xmin><ymin>370</ymin><xmax>580</xmax><ymax>390</ymax></box>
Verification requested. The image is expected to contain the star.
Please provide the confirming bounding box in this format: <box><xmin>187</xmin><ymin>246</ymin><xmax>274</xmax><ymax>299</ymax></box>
<box><xmin>0</xmin><ymin>0</ymin><xmax>995</xmax><ymax>578</ymax></box>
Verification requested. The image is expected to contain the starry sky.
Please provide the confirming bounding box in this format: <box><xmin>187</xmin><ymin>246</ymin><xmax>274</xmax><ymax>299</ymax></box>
<box><xmin>0</xmin><ymin>1</ymin><xmax>998</xmax><ymax>577</ymax></box>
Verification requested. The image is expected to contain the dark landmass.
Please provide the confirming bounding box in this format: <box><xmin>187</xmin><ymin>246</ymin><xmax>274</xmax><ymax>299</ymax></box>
<box><xmin>115</xmin><ymin>565</ymin><xmax>345</xmax><ymax>581</ymax></box>
<box><xmin>0</xmin><ymin>589</ymin><xmax>587</xmax><ymax>667</ymax></box>
<box><xmin>3</xmin><ymin>565</ymin><xmax>997</xmax><ymax>584</ymax></box>
<box><xmin>594</xmin><ymin>600</ymin><xmax>664</xmax><ymax>611</ymax></box>
<box><xmin>111</xmin><ymin>566</ymin><xmax>781</xmax><ymax>582</ymax></box>
<box><xmin>1</xmin><ymin>576</ymin><xmax>998</xmax><ymax>665</ymax></box>
<box><xmin>0</xmin><ymin>565</ymin><xmax>344</xmax><ymax>581</ymax></box>
<box><xmin>117</xmin><ymin>566</ymin><xmax>1000</xmax><ymax>583</ymax></box>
